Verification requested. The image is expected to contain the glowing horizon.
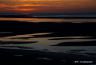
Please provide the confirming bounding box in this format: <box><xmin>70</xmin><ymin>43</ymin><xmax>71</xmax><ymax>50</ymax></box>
<box><xmin>0</xmin><ymin>0</ymin><xmax>96</xmax><ymax>14</ymax></box>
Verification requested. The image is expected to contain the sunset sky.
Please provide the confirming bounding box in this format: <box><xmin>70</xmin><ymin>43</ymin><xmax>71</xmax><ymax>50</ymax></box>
<box><xmin>0</xmin><ymin>0</ymin><xmax>96</xmax><ymax>15</ymax></box>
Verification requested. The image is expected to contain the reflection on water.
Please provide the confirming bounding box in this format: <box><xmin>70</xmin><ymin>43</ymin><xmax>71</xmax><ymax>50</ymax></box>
<box><xmin>0</xmin><ymin>18</ymin><xmax>96</xmax><ymax>23</ymax></box>
<box><xmin>0</xmin><ymin>32</ymin><xmax>96</xmax><ymax>55</ymax></box>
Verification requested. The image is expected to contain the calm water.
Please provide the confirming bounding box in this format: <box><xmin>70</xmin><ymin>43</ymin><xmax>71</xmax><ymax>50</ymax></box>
<box><xmin>0</xmin><ymin>32</ymin><xmax>96</xmax><ymax>55</ymax></box>
<box><xmin>0</xmin><ymin>18</ymin><xmax>96</xmax><ymax>55</ymax></box>
<box><xmin>0</xmin><ymin>18</ymin><xmax>96</xmax><ymax>23</ymax></box>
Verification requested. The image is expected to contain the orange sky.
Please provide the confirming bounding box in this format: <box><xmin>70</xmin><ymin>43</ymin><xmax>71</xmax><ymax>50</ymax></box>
<box><xmin>0</xmin><ymin>0</ymin><xmax>96</xmax><ymax>13</ymax></box>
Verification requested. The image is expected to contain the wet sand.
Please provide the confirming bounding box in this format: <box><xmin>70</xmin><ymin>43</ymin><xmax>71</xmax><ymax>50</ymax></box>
<box><xmin>0</xmin><ymin>20</ymin><xmax>96</xmax><ymax>65</ymax></box>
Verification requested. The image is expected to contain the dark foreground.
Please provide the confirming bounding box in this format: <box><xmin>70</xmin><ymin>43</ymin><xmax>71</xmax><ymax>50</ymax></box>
<box><xmin>0</xmin><ymin>48</ymin><xmax>96</xmax><ymax>65</ymax></box>
<box><xmin>0</xmin><ymin>21</ymin><xmax>96</xmax><ymax>65</ymax></box>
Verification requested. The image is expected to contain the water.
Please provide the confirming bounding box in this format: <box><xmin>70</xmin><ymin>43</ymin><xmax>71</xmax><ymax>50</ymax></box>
<box><xmin>0</xmin><ymin>32</ymin><xmax>96</xmax><ymax>55</ymax></box>
<box><xmin>0</xmin><ymin>18</ymin><xmax>96</xmax><ymax>23</ymax></box>
<box><xmin>0</xmin><ymin>18</ymin><xmax>96</xmax><ymax>57</ymax></box>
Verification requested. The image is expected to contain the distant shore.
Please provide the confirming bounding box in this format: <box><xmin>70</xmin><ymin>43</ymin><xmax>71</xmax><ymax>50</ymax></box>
<box><xmin>0</xmin><ymin>20</ymin><xmax>96</xmax><ymax>36</ymax></box>
<box><xmin>0</xmin><ymin>15</ymin><xmax>96</xmax><ymax>19</ymax></box>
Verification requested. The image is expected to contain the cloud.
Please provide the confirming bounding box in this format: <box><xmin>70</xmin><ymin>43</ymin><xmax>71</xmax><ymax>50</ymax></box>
<box><xmin>0</xmin><ymin>0</ymin><xmax>96</xmax><ymax>13</ymax></box>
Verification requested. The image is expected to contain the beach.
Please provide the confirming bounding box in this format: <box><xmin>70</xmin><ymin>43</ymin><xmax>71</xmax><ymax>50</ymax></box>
<box><xmin>0</xmin><ymin>18</ymin><xmax>96</xmax><ymax>65</ymax></box>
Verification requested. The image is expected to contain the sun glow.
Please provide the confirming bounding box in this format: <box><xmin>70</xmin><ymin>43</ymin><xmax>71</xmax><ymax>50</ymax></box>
<box><xmin>0</xmin><ymin>0</ymin><xmax>96</xmax><ymax>13</ymax></box>
<box><xmin>11</xmin><ymin>8</ymin><xmax>37</xmax><ymax>13</ymax></box>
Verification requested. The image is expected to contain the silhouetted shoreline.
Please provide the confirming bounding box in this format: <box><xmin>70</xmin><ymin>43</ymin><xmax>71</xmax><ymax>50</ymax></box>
<box><xmin>0</xmin><ymin>20</ymin><xmax>96</xmax><ymax>36</ymax></box>
<box><xmin>0</xmin><ymin>15</ymin><xmax>96</xmax><ymax>19</ymax></box>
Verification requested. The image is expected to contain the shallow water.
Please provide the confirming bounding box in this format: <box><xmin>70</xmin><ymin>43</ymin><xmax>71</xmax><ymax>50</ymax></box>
<box><xmin>0</xmin><ymin>32</ymin><xmax>96</xmax><ymax>55</ymax></box>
